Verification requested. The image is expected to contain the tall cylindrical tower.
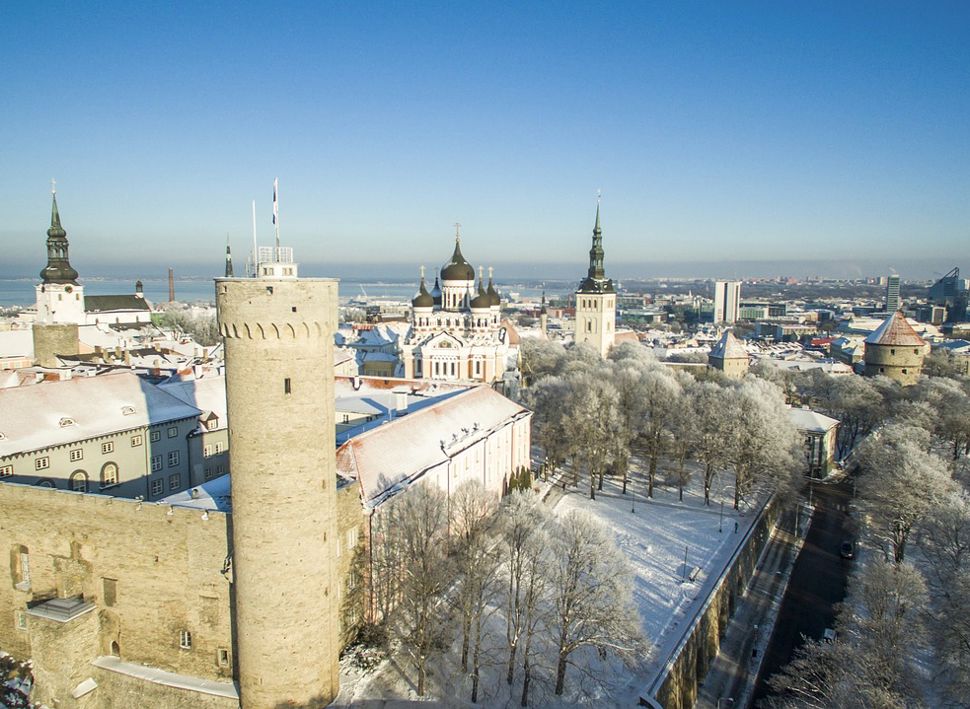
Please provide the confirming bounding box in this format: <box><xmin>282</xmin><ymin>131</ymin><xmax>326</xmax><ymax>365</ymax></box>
<box><xmin>216</xmin><ymin>276</ymin><xmax>340</xmax><ymax>709</ymax></box>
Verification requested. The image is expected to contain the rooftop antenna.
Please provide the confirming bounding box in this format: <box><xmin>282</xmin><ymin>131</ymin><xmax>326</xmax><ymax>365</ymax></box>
<box><xmin>251</xmin><ymin>200</ymin><xmax>258</xmax><ymax>277</ymax></box>
<box><xmin>51</xmin><ymin>178</ymin><xmax>56</xmax><ymax>195</ymax></box>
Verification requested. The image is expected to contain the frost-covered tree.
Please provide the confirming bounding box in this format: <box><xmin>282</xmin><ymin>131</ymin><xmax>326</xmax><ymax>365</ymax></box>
<box><xmin>857</xmin><ymin>423</ymin><xmax>958</xmax><ymax>563</ymax></box>
<box><xmin>387</xmin><ymin>484</ymin><xmax>452</xmax><ymax>696</ymax></box>
<box><xmin>519</xmin><ymin>338</ymin><xmax>568</xmax><ymax>383</ymax></box>
<box><xmin>918</xmin><ymin>491</ymin><xmax>970</xmax><ymax>590</ymax></box>
<box><xmin>937</xmin><ymin>570</ymin><xmax>970</xmax><ymax>703</ymax></box>
<box><xmin>548</xmin><ymin>510</ymin><xmax>644</xmax><ymax>696</ymax></box>
<box><xmin>630</xmin><ymin>363</ymin><xmax>682</xmax><ymax>498</ymax></box>
<box><xmin>561</xmin><ymin>371</ymin><xmax>627</xmax><ymax>499</ymax></box>
<box><xmin>526</xmin><ymin>375</ymin><xmax>573</xmax><ymax>478</ymax></box>
<box><xmin>689</xmin><ymin>381</ymin><xmax>734</xmax><ymax>506</ymax></box>
<box><xmin>800</xmin><ymin>373</ymin><xmax>886</xmax><ymax>458</ymax></box>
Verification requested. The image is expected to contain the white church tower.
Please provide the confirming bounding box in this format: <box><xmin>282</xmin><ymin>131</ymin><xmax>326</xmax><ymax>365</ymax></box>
<box><xmin>574</xmin><ymin>201</ymin><xmax>615</xmax><ymax>357</ymax></box>
<box><xmin>35</xmin><ymin>182</ymin><xmax>86</xmax><ymax>324</ymax></box>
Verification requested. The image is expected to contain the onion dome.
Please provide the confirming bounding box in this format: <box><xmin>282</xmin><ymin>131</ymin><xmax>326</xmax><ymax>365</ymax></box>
<box><xmin>470</xmin><ymin>268</ymin><xmax>490</xmax><ymax>309</ymax></box>
<box><xmin>441</xmin><ymin>226</ymin><xmax>475</xmax><ymax>281</ymax></box>
<box><xmin>486</xmin><ymin>267</ymin><xmax>500</xmax><ymax>306</ymax></box>
<box><xmin>40</xmin><ymin>189</ymin><xmax>80</xmax><ymax>285</ymax></box>
<box><xmin>431</xmin><ymin>277</ymin><xmax>442</xmax><ymax>306</ymax></box>
<box><xmin>412</xmin><ymin>269</ymin><xmax>434</xmax><ymax>308</ymax></box>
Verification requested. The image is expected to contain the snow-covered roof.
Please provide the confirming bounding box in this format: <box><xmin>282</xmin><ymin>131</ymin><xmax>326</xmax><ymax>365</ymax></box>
<box><xmin>158</xmin><ymin>374</ymin><xmax>227</xmax><ymax>427</ymax></box>
<box><xmin>161</xmin><ymin>473</ymin><xmax>232</xmax><ymax>512</ymax></box>
<box><xmin>336</xmin><ymin>385</ymin><xmax>531</xmax><ymax>507</ymax></box>
<box><xmin>865</xmin><ymin>311</ymin><xmax>926</xmax><ymax>347</ymax></box>
<box><xmin>709</xmin><ymin>330</ymin><xmax>748</xmax><ymax>359</ymax></box>
<box><xmin>0</xmin><ymin>371</ymin><xmax>201</xmax><ymax>457</ymax></box>
<box><xmin>787</xmin><ymin>406</ymin><xmax>839</xmax><ymax>433</ymax></box>
<box><xmin>0</xmin><ymin>330</ymin><xmax>33</xmax><ymax>358</ymax></box>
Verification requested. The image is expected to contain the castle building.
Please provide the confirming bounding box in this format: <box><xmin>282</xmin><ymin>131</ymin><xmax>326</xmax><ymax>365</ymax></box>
<box><xmin>708</xmin><ymin>329</ymin><xmax>749</xmax><ymax>378</ymax></box>
<box><xmin>398</xmin><ymin>227</ymin><xmax>513</xmax><ymax>383</ymax></box>
<box><xmin>574</xmin><ymin>203</ymin><xmax>616</xmax><ymax>357</ymax></box>
<box><xmin>863</xmin><ymin>310</ymin><xmax>927</xmax><ymax>385</ymax></box>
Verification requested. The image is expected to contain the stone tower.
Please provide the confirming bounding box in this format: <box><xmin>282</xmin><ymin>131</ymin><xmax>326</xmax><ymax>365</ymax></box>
<box><xmin>35</xmin><ymin>184</ymin><xmax>85</xmax><ymax>325</ymax></box>
<box><xmin>709</xmin><ymin>329</ymin><xmax>749</xmax><ymax>379</ymax></box>
<box><xmin>863</xmin><ymin>310</ymin><xmax>926</xmax><ymax>385</ymax></box>
<box><xmin>574</xmin><ymin>202</ymin><xmax>615</xmax><ymax>357</ymax></box>
<box><xmin>539</xmin><ymin>290</ymin><xmax>548</xmax><ymax>336</ymax></box>
<box><xmin>216</xmin><ymin>263</ymin><xmax>340</xmax><ymax>708</ymax></box>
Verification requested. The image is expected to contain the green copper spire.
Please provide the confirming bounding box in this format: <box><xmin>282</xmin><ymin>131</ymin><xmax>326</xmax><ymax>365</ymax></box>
<box><xmin>577</xmin><ymin>198</ymin><xmax>614</xmax><ymax>295</ymax></box>
<box><xmin>40</xmin><ymin>184</ymin><xmax>79</xmax><ymax>285</ymax></box>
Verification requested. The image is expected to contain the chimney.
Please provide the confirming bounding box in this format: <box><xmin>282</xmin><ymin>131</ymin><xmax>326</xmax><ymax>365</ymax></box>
<box><xmin>168</xmin><ymin>268</ymin><xmax>175</xmax><ymax>302</ymax></box>
<box><xmin>394</xmin><ymin>390</ymin><xmax>408</xmax><ymax>414</ymax></box>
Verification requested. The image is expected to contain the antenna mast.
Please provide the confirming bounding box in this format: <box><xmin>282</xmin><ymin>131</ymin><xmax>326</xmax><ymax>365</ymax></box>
<box><xmin>251</xmin><ymin>200</ymin><xmax>258</xmax><ymax>278</ymax></box>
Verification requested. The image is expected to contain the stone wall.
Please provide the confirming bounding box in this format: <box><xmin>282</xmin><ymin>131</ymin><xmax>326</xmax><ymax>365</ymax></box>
<box><xmin>0</xmin><ymin>482</ymin><xmax>233</xmax><ymax>708</ymax></box>
<box><xmin>648</xmin><ymin>496</ymin><xmax>780</xmax><ymax>709</ymax></box>
<box><xmin>32</xmin><ymin>323</ymin><xmax>79</xmax><ymax>367</ymax></box>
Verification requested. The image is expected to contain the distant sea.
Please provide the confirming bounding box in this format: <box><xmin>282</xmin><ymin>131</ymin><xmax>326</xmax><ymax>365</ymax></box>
<box><xmin>0</xmin><ymin>277</ymin><xmax>574</xmax><ymax>308</ymax></box>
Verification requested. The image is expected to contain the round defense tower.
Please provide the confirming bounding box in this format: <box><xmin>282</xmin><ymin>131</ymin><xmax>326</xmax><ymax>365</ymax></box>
<box><xmin>863</xmin><ymin>343</ymin><xmax>924</xmax><ymax>385</ymax></box>
<box><xmin>215</xmin><ymin>277</ymin><xmax>339</xmax><ymax>709</ymax></box>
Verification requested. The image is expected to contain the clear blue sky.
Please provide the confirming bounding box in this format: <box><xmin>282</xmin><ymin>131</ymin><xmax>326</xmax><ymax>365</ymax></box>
<box><xmin>1</xmin><ymin>1</ymin><xmax>968</xmax><ymax>279</ymax></box>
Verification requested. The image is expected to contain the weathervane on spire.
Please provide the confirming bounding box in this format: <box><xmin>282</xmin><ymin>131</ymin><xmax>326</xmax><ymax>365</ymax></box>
<box><xmin>420</xmin><ymin>265</ymin><xmax>426</xmax><ymax>279</ymax></box>
<box><xmin>596</xmin><ymin>188</ymin><xmax>601</xmax><ymax>205</ymax></box>
<box><xmin>454</xmin><ymin>222</ymin><xmax>462</xmax><ymax>243</ymax></box>
<box><xmin>51</xmin><ymin>178</ymin><xmax>57</xmax><ymax>195</ymax></box>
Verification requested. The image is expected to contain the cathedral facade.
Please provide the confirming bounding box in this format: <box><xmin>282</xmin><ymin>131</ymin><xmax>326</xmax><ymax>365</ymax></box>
<box><xmin>399</xmin><ymin>228</ymin><xmax>514</xmax><ymax>384</ymax></box>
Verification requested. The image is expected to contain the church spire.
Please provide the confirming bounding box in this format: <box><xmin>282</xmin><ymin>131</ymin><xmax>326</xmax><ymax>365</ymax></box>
<box><xmin>225</xmin><ymin>234</ymin><xmax>234</xmax><ymax>277</ymax></box>
<box><xmin>577</xmin><ymin>197</ymin><xmax>614</xmax><ymax>295</ymax></box>
<box><xmin>40</xmin><ymin>181</ymin><xmax>79</xmax><ymax>285</ymax></box>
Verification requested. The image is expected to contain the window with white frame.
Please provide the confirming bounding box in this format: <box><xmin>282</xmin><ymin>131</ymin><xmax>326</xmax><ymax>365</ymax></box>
<box><xmin>102</xmin><ymin>441</ymin><xmax>114</xmax><ymax>454</ymax></box>
<box><xmin>214</xmin><ymin>442</ymin><xmax>224</xmax><ymax>454</ymax></box>
<box><xmin>167</xmin><ymin>426</ymin><xmax>178</xmax><ymax>438</ymax></box>
<box><xmin>168</xmin><ymin>451</ymin><xmax>180</xmax><ymax>467</ymax></box>
<box><xmin>203</xmin><ymin>445</ymin><xmax>213</xmax><ymax>458</ymax></box>
<box><xmin>151</xmin><ymin>455</ymin><xmax>163</xmax><ymax>472</ymax></box>
<box><xmin>131</xmin><ymin>434</ymin><xmax>143</xmax><ymax>447</ymax></box>
<box><xmin>150</xmin><ymin>430</ymin><xmax>161</xmax><ymax>443</ymax></box>
<box><xmin>70</xmin><ymin>471</ymin><xmax>88</xmax><ymax>492</ymax></box>
<box><xmin>16</xmin><ymin>610</ymin><xmax>27</xmax><ymax>631</ymax></box>
<box><xmin>169</xmin><ymin>473</ymin><xmax>181</xmax><ymax>490</ymax></box>
<box><xmin>150</xmin><ymin>478</ymin><xmax>163</xmax><ymax>497</ymax></box>
<box><xmin>70</xmin><ymin>449</ymin><xmax>83</xmax><ymax>462</ymax></box>
<box><xmin>179</xmin><ymin>630</ymin><xmax>192</xmax><ymax>649</ymax></box>
<box><xmin>35</xmin><ymin>457</ymin><xmax>49</xmax><ymax>470</ymax></box>
<box><xmin>206</xmin><ymin>418</ymin><xmax>218</xmax><ymax>431</ymax></box>
<box><xmin>1</xmin><ymin>464</ymin><xmax>13</xmax><ymax>477</ymax></box>
<box><xmin>204</xmin><ymin>467</ymin><xmax>212</xmax><ymax>481</ymax></box>
<box><xmin>100</xmin><ymin>462</ymin><xmax>119</xmax><ymax>488</ymax></box>
<box><xmin>346</xmin><ymin>527</ymin><xmax>359</xmax><ymax>551</ymax></box>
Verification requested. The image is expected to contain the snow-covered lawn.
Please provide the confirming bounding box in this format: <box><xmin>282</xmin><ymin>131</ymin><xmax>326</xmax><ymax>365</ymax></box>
<box><xmin>334</xmin><ymin>466</ymin><xmax>764</xmax><ymax>707</ymax></box>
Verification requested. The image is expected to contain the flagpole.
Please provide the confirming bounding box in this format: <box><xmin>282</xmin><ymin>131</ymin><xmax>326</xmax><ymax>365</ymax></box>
<box><xmin>273</xmin><ymin>177</ymin><xmax>280</xmax><ymax>253</ymax></box>
<box><xmin>251</xmin><ymin>200</ymin><xmax>258</xmax><ymax>278</ymax></box>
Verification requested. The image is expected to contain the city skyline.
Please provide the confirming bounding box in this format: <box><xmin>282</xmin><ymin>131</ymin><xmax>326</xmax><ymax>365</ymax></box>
<box><xmin>2</xmin><ymin>2</ymin><xmax>969</xmax><ymax>275</ymax></box>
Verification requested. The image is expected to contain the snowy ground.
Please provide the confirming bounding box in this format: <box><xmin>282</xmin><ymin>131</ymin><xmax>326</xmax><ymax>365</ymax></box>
<box><xmin>333</xmin><ymin>463</ymin><xmax>764</xmax><ymax>708</ymax></box>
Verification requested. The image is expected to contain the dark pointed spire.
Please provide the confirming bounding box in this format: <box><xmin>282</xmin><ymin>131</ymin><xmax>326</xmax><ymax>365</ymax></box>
<box><xmin>412</xmin><ymin>265</ymin><xmax>434</xmax><ymax>308</ymax></box>
<box><xmin>225</xmin><ymin>234</ymin><xmax>234</xmax><ymax>278</ymax></box>
<box><xmin>540</xmin><ymin>290</ymin><xmax>547</xmax><ymax>314</ymax></box>
<box><xmin>40</xmin><ymin>183</ymin><xmax>79</xmax><ymax>285</ymax></box>
<box><xmin>486</xmin><ymin>266</ymin><xmax>500</xmax><ymax>306</ymax></box>
<box><xmin>577</xmin><ymin>197</ymin><xmax>614</xmax><ymax>295</ymax></box>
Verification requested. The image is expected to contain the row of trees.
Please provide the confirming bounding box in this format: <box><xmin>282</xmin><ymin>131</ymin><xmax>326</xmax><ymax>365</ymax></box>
<box><xmin>362</xmin><ymin>483</ymin><xmax>645</xmax><ymax>705</ymax></box>
<box><xmin>766</xmin><ymin>368</ymin><xmax>970</xmax><ymax>706</ymax></box>
<box><xmin>522</xmin><ymin>339</ymin><xmax>802</xmax><ymax>509</ymax></box>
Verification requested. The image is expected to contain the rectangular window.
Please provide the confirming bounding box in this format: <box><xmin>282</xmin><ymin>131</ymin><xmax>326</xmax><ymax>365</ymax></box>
<box><xmin>214</xmin><ymin>442</ymin><xmax>224</xmax><ymax>454</ymax></box>
<box><xmin>204</xmin><ymin>467</ymin><xmax>212</xmax><ymax>481</ymax></box>
<box><xmin>151</xmin><ymin>455</ymin><xmax>163</xmax><ymax>472</ymax></box>
<box><xmin>179</xmin><ymin>630</ymin><xmax>192</xmax><ymax>650</ymax></box>
<box><xmin>101</xmin><ymin>441</ymin><xmax>114</xmax><ymax>454</ymax></box>
<box><xmin>131</xmin><ymin>434</ymin><xmax>143</xmax><ymax>447</ymax></box>
<box><xmin>168</xmin><ymin>451</ymin><xmax>180</xmax><ymax>467</ymax></box>
<box><xmin>150</xmin><ymin>478</ymin><xmax>163</xmax><ymax>497</ymax></box>
<box><xmin>167</xmin><ymin>426</ymin><xmax>178</xmax><ymax>438</ymax></box>
<box><xmin>169</xmin><ymin>473</ymin><xmax>181</xmax><ymax>490</ymax></box>
<box><xmin>16</xmin><ymin>611</ymin><xmax>27</xmax><ymax>631</ymax></box>
<box><xmin>284</xmin><ymin>378</ymin><xmax>292</xmax><ymax>394</ymax></box>
<box><xmin>35</xmin><ymin>457</ymin><xmax>49</xmax><ymax>471</ymax></box>
<box><xmin>203</xmin><ymin>445</ymin><xmax>213</xmax><ymax>458</ymax></box>
<box><xmin>70</xmin><ymin>449</ymin><xmax>83</xmax><ymax>462</ymax></box>
<box><xmin>150</xmin><ymin>430</ymin><xmax>161</xmax><ymax>443</ymax></box>
<box><xmin>1</xmin><ymin>465</ymin><xmax>13</xmax><ymax>477</ymax></box>
<box><xmin>19</xmin><ymin>552</ymin><xmax>30</xmax><ymax>585</ymax></box>
<box><xmin>103</xmin><ymin>578</ymin><xmax>117</xmax><ymax>607</ymax></box>
<box><xmin>217</xmin><ymin>648</ymin><xmax>230</xmax><ymax>667</ymax></box>
<box><xmin>206</xmin><ymin>419</ymin><xmax>218</xmax><ymax>431</ymax></box>
<box><xmin>346</xmin><ymin>527</ymin><xmax>359</xmax><ymax>551</ymax></box>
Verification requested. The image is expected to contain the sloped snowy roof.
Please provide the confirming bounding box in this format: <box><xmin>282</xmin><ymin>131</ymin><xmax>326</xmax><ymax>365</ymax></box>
<box><xmin>0</xmin><ymin>371</ymin><xmax>201</xmax><ymax>457</ymax></box>
<box><xmin>336</xmin><ymin>386</ymin><xmax>530</xmax><ymax>507</ymax></box>
<box><xmin>158</xmin><ymin>374</ymin><xmax>228</xmax><ymax>425</ymax></box>
<box><xmin>0</xmin><ymin>330</ymin><xmax>33</xmax><ymax>358</ymax></box>
<box><xmin>787</xmin><ymin>406</ymin><xmax>839</xmax><ymax>433</ymax></box>
<box><xmin>161</xmin><ymin>473</ymin><xmax>232</xmax><ymax>512</ymax></box>
<box><xmin>709</xmin><ymin>330</ymin><xmax>748</xmax><ymax>359</ymax></box>
<box><xmin>865</xmin><ymin>311</ymin><xmax>926</xmax><ymax>347</ymax></box>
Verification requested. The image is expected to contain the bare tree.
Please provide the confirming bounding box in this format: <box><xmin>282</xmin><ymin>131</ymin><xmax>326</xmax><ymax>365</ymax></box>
<box><xmin>387</xmin><ymin>483</ymin><xmax>452</xmax><ymax>696</ymax></box>
<box><xmin>857</xmin><ymin>423</ymin><xmax>958</xmax><ymax>563</ymax></box>
<box><xmin>548</xmin><ymin>510</ymin><xmax>644</xmax><ymax>696</ymax></box>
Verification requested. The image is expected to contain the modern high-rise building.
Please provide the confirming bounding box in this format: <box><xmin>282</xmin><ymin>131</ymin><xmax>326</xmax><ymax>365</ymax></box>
<box><xmin>713</xmin><ymin>280</ymin><xmax>741</xmax><ymax>324</ymax></box>
<box><xmin>574</xmin><ymin>202</ymin><xmax>615</xmax><ymax>357</ymax></box>
<box><xmin>928</xmin><ymin>267</ymin><xmax>968</xmax><ymax>322</ymax></box>
<box><xmin>885</xmin><ymin>274</ymin><xmax>900</xmax><ymax>313</ymax></box>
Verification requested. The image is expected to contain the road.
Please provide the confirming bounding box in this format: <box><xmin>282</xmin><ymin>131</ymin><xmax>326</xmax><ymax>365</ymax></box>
<box><xmin>751</xmin><ymin>479</ymin><xmax>853</xmax><ymax>705</ymax></box>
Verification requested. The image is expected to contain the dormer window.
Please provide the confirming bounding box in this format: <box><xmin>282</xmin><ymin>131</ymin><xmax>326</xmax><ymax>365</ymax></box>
<box><xmin>59</xmin><ymin>417</ymin><xmax>76</xmax><ymax>427</ymax></box>
<box><xmin>206</xmin><ymin>418</ymin><xmax>218</xmax><ymax>431</ymax></box>
<box><xmin>121</xmin><ymin>406</ymin><xmax>136</xmax><ymax>416</ymax></box>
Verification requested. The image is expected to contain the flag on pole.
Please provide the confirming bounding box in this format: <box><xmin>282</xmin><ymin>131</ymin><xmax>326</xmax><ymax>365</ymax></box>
<box><xmin>272</xmin><ymin>178</ymin><xmax>279</xmax><ymax>225</ymax></box>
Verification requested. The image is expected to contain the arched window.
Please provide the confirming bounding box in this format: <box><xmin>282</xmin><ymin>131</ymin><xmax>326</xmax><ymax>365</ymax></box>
<box><xmin>101</xmin><ymin>462</ymin><xmax>119</xmax><ymax>489</ymax></box>
<box><xmin>36</xmin><ymin>479</ymin><xmax>55</xmax><ymax>488</ymax></box>
<box><xmin>70</xmin><ymin>470</ymin><xmax>88</xmax><ymax>493</ymax></box>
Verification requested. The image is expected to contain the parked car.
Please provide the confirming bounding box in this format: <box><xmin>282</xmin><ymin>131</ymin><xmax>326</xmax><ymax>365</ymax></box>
<box><xmin>840</xmin><ymin>540</ymin><xmax>855</xmax><ymax>559</ymax></box>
